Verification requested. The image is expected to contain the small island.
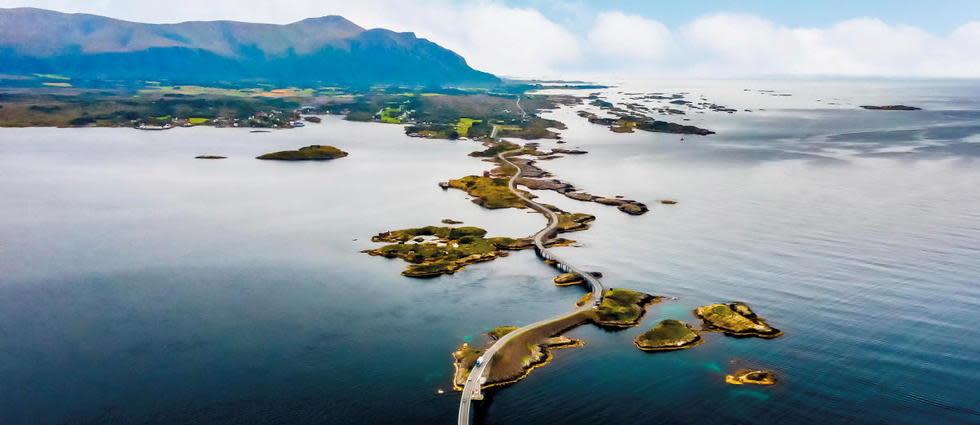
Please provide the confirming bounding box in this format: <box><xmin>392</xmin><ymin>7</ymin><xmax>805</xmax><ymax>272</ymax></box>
<box><xmin>362</xmin><ymin>225</ymin><xmax>573</xmax><ymax>277</ymax></box>
<box><xmin>725</xmin><ymin>369</ymin><xmax>778</xmax><ymax>386</ymax></box>
<box><xmin>578</xmin><ymin>289</ymin><xmax>660</xmax><ymax>327</ymax></box>
<box><xmin>634</xmin><ymin>319</ymin><xmax>703</xmax><ymax>351</ymax></box>
<box><xmin>256</xmin><ymin>145</ymin><xmax>348</xmax><ymax>160</ymax></box>
<box><xmin>860</xmin><ymin>105</ymin><xmax>921</xmax><ymax>111</ymax></box>
<box><xmin>694</xmin><ymin>302</ymin><xmax>782</xmax><ymax>338</ymax></box>
<box><xmin>195</xmin><ymin>155</ymin><xmax>227</xmax><ymax>159</ymax></box>
<box><xmin>448</xmin><ymin>175</ymin><xmax>529</xmax><ymax>209</ymax></box>
<box><xmin>553</xmin><ymin>273</ymin><xmax>585</xmax><ymax>286</ymax></box>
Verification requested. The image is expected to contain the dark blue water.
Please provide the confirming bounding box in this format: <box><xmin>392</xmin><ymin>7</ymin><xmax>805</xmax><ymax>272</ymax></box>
<box><xmin>1</xmin><ymin>80</ymin><xmax>979</xmax><ymax>424</ymax></box>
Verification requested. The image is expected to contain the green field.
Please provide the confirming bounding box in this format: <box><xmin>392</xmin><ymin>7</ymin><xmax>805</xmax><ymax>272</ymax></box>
<box><xmin>379</xmin><ymin>107</ymin><xmax>405</xmax><ymax>123</ymax></box>
<box><xmin>455</xmin><ymin>118</ymin><xmax>482</xmax><ymax>136</ymax></box>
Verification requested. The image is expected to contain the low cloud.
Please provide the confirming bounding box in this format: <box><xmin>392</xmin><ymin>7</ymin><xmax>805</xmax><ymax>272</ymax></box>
<box><xmin>587</xmin><ymin>11</ymin><xmax>672</xmax><ymax>62</ymax></box>
<box><xmin>677</xmin><ymin>13</ymin><xmax>980</xmax><ymax>78</ymax></box>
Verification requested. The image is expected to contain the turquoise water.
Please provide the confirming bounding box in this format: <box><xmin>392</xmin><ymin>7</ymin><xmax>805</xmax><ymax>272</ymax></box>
<box><xmin>1</xmin><ymin>80</ymin><xmax>979</xmax><ymax>424</ymax></box>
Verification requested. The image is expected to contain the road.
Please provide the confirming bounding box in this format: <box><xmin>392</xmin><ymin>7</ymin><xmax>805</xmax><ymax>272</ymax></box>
<box><xmin>457</xmin><ymin>149</ymin><xmax>605</xmax><ymax>425</ymax></box>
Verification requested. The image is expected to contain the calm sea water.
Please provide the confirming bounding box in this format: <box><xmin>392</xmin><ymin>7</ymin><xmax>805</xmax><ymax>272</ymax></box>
<box><xmin>1</xmin><ymin>80</ymin><xmax>979</xmax><ymax>425</ymax></box>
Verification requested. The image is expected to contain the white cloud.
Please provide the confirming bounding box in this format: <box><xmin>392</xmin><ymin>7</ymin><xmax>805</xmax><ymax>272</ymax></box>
<box><xmin>678</xmin><ymin>13</ymin><xmax>980</xmax><ymax>78</ymax></box>
<box><xmin>421</xmin><ymin>3</ymin><xmax>582</xmax><ymax>77</ymax></box>
<box><xmin>587</xmin><ymin>11</ymin><xmax>671</xmax><ymax>61</ymax></box>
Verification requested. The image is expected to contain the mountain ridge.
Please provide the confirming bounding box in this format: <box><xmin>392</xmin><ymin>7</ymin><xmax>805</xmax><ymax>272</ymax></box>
<box><xmin>0</xmin><ymin>7</ymin><xmax>499</xmax><ymax>86</ymax></box>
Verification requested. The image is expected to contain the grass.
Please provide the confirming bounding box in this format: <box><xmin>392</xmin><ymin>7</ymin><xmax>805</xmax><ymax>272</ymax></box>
<box><xmin>556</xmin><ymin>213</ymin><xmax>596</xmax><ymax>232</ymax></box>
<box><xmin>496</xmin><ymin>117</ymin><xmax>566</xmax><ymax>139</ymax></box>
<box><xmin>579</xmin><ymin>289</ymin><xmax>657</xmax><ymax>327</ymax></box>
<box><xmin>373</xmin><ymin>226</ymin><xmax>487</xmax><ymax>243</ymax></box>
<box><xmin>256</xmin><ymin>145</ymin><xmax>348</xmax><ymax>161</ymax></box>
<box><xmin>448</xmin><ymin>175</ymin><xmax>527</xmax><ymax>209</ymax></box>
<box><xmin>379</xmin><ymin>107</ymin><xmax>405</xmax><ymax>123</ymax></box>
<box><xmin>188</xmin><ymin>117</ymin><xmax>210</xmax><ymax>125</ymax></box>
<box><xmin>364</xmin><ymin>225</ymin><xmax>537</xmax><ymax>277</ymax></box>
<box><xmin>634</xmin><ymin>320</ymin><xmax>701</xmax><ymax>351</ymax></box>
<box><xmin>469</xmin><ymin>141</ymin><xmax>520</xmax><ymax>158</ymax></box>
<box><xmin>489</xmin><ymin>327</ymin><xmax>519</xmax><ymax>340</ymax></box>
<box><xmin>455</xmin><ymin>118</ymin><xmax>482</xmax><ymax>136</ymax></box>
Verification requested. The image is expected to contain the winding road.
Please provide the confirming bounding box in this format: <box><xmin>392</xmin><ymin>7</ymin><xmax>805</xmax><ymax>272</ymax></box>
<box><xmin>457</xmin><ymin>148</ymin><xmax>605</xmax><ymax>425</ymax></box>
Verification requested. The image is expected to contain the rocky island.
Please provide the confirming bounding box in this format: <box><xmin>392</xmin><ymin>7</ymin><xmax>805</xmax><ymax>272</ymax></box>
<box><xmin>694</xmin><ymin>302</ymin><xmax>782</xmax><ymax>338</ymax></box>
<box><xmin>634</xmin><ymin>319</ymin><xmax>703</xmax><ymax>351</ymax></box>
<box><xmin>860</xmin><ymin>105</ymin><xmax>922</xmax><ymax>110</ymax></box>
<box><xmin>725</xmin><ymin>369</ymin><xmax>778</xmax><ymax>386</ymax></box>
<box><xmin>256</xmin><ymin>145</ymin><xmax>348</xmax><ymax>160</ymax></box>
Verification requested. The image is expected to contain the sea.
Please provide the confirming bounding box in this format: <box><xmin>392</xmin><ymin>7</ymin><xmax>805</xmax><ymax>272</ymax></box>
<box><xmin>1</xmin><ymin>80</ymin><xmax>978</xmax><ymax>425</ymax></box>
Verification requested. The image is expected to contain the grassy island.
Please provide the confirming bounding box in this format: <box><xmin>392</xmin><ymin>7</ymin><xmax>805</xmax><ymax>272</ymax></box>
<box><xmin>256</xmin><ymin>145</ymin><xmax>348</xmax><ymax>161</ymax></box>
<box><xmin>363</xmin><ymin>225</ymin><xmax>570</xmax><ymax>277</ymax></box>
<box><xmin>694</xmin><ymin>302</ymin><xmax>782</xmax><ymax>338</ymax></box>
<box><xmin>557</xmin><ymin>213</ymin><xmax>596</xmax><ymax>232</ymax></box>
<box><xmin>447</xmin><ymin>175</ymin><xmax>529</xmax><ymax>209</ymax></box>
<box><xmin>725</xmin><ymin>369</ymin><xmax>778</xmax><ymax>386</ymax></box>
<box><xmin>469</xmin><ymin>141</ymin><xmax>521</xmax><ymax>158</ymax></box>
<box><xmin>634</xmin><ymin>319</ymin><xmax>703</xmax><ymax>351</ymax></box>
<box><xmin>578</xmin><ymin>289</ymin><xmax>659</xmax><ymax>327</ymax></box>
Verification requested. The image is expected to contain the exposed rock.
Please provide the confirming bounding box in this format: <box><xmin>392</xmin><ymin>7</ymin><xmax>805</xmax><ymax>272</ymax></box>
<box><xmin>563</xmin><ymin>192</ymin><xmax>595</xmax><ymax>202</ymax></box>
<box><xmin>618</xmin><ymin>202</ymin><xmax>648</xmax><ymax>215</ymax></box>
<box><xmin>553</xmin><ymin>273</ymin><xmax>584</xmax><ymax>286</ymax></box>
<box><xmin>517</xmin><ymin>178</ymin><xmax>575</xmax><ymax>193</ymax></box>
<box><xmin>860</xmin><ymin>105</ymin><xmax>921</xmax><ymax>111</ymax></box>
<box><xmin>694</xmin><ymin>302</ymin><xmax>782</xmax><ymax>338</ymax></box>
<box><xmin>725</xmin><ymin>369</ymin><xmax>777</xmax><ymax>386</ymax></box>
<box><xmin>551</xmin><ymin>148</ymin><xmax>588</xmax><ymax>155</ymax></box>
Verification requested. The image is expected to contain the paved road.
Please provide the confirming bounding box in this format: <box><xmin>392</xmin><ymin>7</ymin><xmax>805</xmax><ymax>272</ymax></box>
<box><xmin>457</xmin><ymin>149</ymin><xmax>605</xmax><ymax>425</ymax></box>
<box><xmin>515</xmin><ymin>95</ymin><xmax>527</xmax><ymax>119</ymax></box>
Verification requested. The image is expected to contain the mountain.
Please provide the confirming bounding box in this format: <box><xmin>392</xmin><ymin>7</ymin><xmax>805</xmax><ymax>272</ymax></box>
<box><xmin>0</xmin><ymin>8</ymin><xmax>499</xmax><ymax>87</ymax></box>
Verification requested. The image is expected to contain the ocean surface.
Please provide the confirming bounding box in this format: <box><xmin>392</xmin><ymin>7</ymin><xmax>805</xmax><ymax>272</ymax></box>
<box><xmin>1</xmin><ymin>80</ymin><xmax>979</xmax><ymax>425</ymax></box>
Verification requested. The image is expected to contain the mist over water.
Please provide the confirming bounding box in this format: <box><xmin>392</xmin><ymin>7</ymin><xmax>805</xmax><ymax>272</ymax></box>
<box><xmin>1</xmin><ymin>80</ymin><xmax>978</xmax><ymax>424</ymax></box>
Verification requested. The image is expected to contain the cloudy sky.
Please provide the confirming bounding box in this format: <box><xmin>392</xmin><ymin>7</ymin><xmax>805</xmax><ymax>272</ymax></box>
<box><xmin>2</xmin><ymin>0</ymin><xmax>979</xmax><ymax>79</ymax></box>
